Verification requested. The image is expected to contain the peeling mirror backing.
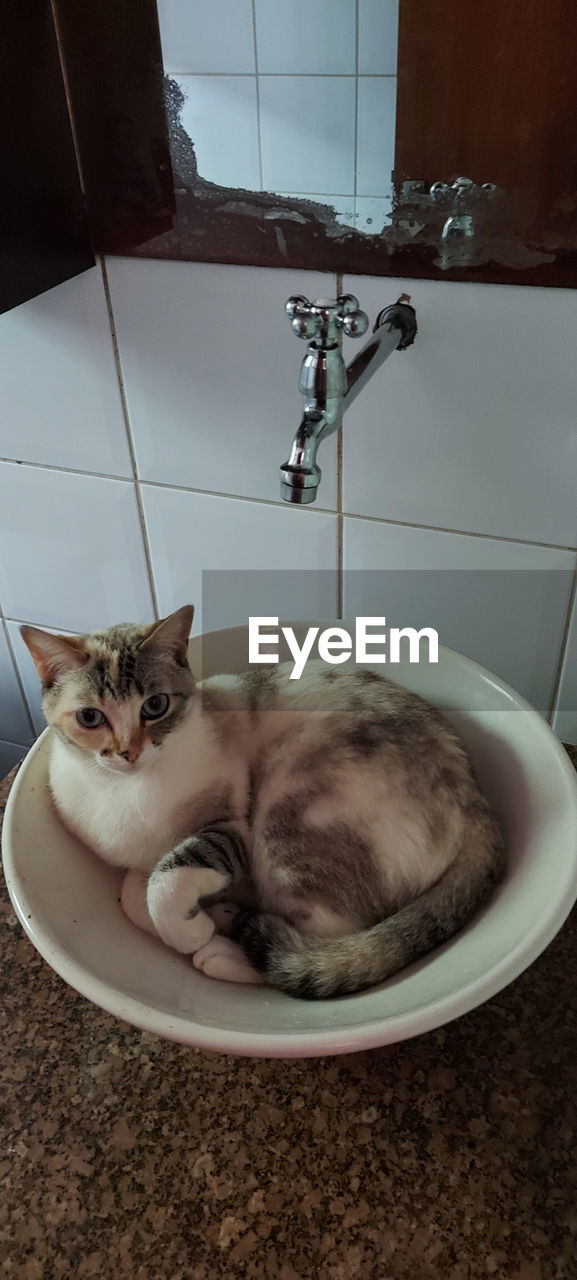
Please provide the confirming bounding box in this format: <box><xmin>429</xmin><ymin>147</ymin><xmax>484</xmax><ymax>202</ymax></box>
<box><xmin>56</xmin><ymin>0</ymin><xmax>577</xmax><ymax>288</ymax></box>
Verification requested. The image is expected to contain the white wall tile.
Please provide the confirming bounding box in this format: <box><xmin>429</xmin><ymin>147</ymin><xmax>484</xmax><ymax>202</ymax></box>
<box><xmin>358</xmin><ymin>0</ymin><xmax>399</xmax><ymax>74</ymax></box>
<box><xmin>106</xmin><ymin>259</ymin><xmax>338</xmax><ymax>509</ymax></box>
<box><xmin>0</xmin><ymin>268</ymin><xmax>131</xmax><ymax>478</ymax></box>
<box><xmin>9</xmin><ymin>626</ymin><xmax>45</xmax><ymax>738</ymax></box>
<box><xmin>356</xmin><ymin>77</ymin><xmax>397</xmax><ymax>197</ymax></box>
<box><xmin>342</xmin><ymin>277</ymin><xmax>577</xmax><ymax>547</ymax></box>
<box><xmin>0</xmin><ymin>464</ymin><xmax>154</xmax><ymax>632</ymax></box>
<box><xmin>278</xmin><ymin>194</ymin><xmax>356</xmax><ymax>225</ymax></box>
<box><xmin>260</xmin><ymin>76</ymin><xmax>356</xmax><ymax>195</ymax></box>
<box><xmin>157</xmin><ymin>0</ymin><xmax>255</xmax><ymax>73</ymax></box>
<box><xmin>255</xmin><ymin>0</ymin><xmax>355</xmax><ymax>74</ymax></box>
<box><xmin>552</xmin><ymin>585</ymin><xmax>577</xmax><ymax>745</ymax></box>
<box><xmin>175</xmin><ymin>74</ymin><xmax>260</xmax><ymax>189</ymax></box>
<box><xmin>0</xmin><ymin>624</ymin><xmax>34</xmax><ymax>744</ymax></box>
<box><xmin>7</xmin><ymin>621</ymin><xmax>78</xmax><ymax>737</ymax></box>
<box><xmin>355</xmin><ymin>195</ymin><xmax>392</xmax><ymax>232</ymax></box>
<box><xmin>343</xmin><ymin>516</ymin><xmax>575</xmax><ymax>714</ymax></box>
<box><xmin>0</xmin><ymin>741</ymin><xmax>27</xmax><ymax>777</ymax></box>
<box><xmin>142</xmin><ymin>485</ymin><xmax>338</xmax><ymax>632</ymax></box>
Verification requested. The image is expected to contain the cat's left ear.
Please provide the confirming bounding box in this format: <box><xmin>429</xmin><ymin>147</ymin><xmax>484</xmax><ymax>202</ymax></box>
<box><xmin>139</xmin><ymin>605</ymin><xmax>194</xmax><ymax>664</ymax></box>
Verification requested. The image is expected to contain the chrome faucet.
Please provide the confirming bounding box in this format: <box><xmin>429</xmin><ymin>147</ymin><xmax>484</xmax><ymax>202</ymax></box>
<box><xmin>429</xmin><ymin>177</ymin><xmax>498</xmax><ymax>270</ymax></box>
<box><xmin>280</xmin><ymin>293</ymin><xmax>417</xmax><ymax>503</ymax></box>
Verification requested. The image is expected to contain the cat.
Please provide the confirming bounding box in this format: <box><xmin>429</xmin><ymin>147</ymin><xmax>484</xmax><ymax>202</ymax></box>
<box><xmin>21</xmin><ymin>605</ymin><xmax>505</xmax><ymax>999</ymax></box>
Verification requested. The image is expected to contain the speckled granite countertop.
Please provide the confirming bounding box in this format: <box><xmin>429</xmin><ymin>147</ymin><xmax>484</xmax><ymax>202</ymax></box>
<box><xmin>1</xmin><ymin>757</ymin><xmax>577</xmax><ymax>1280</ymax></box>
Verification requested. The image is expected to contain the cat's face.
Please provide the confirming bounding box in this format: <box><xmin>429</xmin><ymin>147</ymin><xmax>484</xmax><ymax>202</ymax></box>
<box><xmin>21</xmin><ymin>606</ymin><xmax>195</xmax><ymax>775</ymax></box>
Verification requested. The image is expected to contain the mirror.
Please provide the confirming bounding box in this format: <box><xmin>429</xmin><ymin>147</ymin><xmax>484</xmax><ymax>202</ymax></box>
<box><xmin>55</xmin><ymin>0</ymin><xmax>577</xmax><ymax>288</ymax></box>
<box><xmin>157</xmin><ymin>0</ymin><xmax>398</xmax><ymax>239</ymax></box>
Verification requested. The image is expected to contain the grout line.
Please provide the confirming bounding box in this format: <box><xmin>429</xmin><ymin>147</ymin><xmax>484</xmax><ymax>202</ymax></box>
<box><xmin>353</xmin><ymin>0</ymin><xmax>359</xmax><ymax>222</ymax></box>
<box><xmin>276</xmin><ymin>191</ymin><xmax>390</xmax><ymax>200</ymax></box>
<box><xmin>0</xmin><ymin>454</ymin><xmax>339</xmax><ymax>518</ymax></box>
<box><xmin>99</xmin><ymin>256</ymin><xmax>160</xmax><ymax>620</ymax></box>
<box><xmin>2</xmin><ymin>617</ymin><xmax>36</xmax><ymax>740</ymax></box>
<box><xmin>3</xmin><ymin>441</ymin><xmax>575</xmax><ymax>557</ymax></box>
<box><xmin>339</xmin><ymin>510</ymin><xmax>577</xmax><ymax>555</ymax></box>
<box><xmin>4</xmin><ymin>614</ymin><xmax>80</xmax><ymax>633</ymax></box>
<box><xmin>2</xmin><ymin>440</ymin><xmax>576</xmax><ymax>558</ymax></box>
<box><xmin>547</xmin><ymin>566</ymin><xmax>577</xmax><ymax>725</ymax></box>
<box><xmin>336</xmin><ymin>270</ymin><xmax>344</xmax><ymax>619</ymax></box>
<box><xmin>251</xmin><ymin>1</ymin><xmax>264</xmax><ymax>189</ymax></box>
<box><xmin>166</xmin><ymin>71</ymin><xmax>396</xmax><ymax>79</ymax></box>
<box><xmin>0</xmin><ymin>457</ymin><xmax>129</xmax><ymax>484</ymax></box>
<box><xmin>140</xmin><ymin>477</ymin><xmax>339</xmax><ymax>518</ymax></box>
<box><xmin>337</xmin><ymin>429</ymin><xmax>343</xmax><ymax>619</ymax></box>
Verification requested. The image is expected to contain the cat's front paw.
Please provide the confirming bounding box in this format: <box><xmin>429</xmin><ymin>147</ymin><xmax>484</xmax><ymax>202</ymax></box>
<box><xmin>120</xmin><ymin>870</ymin><xmax>159</xmax><ymax>937</ymax></box>
<box><xmin>146</xmin><ymin>863</ymin><xmax>227</xmax><ymax>955</ymax></box>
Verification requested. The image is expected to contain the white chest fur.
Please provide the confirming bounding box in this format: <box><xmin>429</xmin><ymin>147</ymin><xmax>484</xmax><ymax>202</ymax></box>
<box><xmin>48</xmin><ymin>706</ymin><xmax>229</xmax><ymax>872</ymax></box>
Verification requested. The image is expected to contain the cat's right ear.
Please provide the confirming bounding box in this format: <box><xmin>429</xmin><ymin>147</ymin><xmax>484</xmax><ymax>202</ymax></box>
<box><xmin>139</xmin><ymin>604</ymin><xmax>194</xmax><ymax>665</ymax></box>
<box><xmin>20</xmin><ymin>627</ymin><xmax>88</xmax><ymax>685</ymax></box>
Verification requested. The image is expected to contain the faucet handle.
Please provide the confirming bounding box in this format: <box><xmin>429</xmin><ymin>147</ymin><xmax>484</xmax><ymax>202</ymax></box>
<box><xmin>285</xmin><ymin>296</ymin><xmax>321</xmax><ymax>340</ymax></box>
<box><xmin>285</xmin><ymin>295</ymin><xmax>310</xmax><ymax>320</ymax></box>
<box><xmin>285</xmin><ymin>294</ymin><xmax>368</xmax><ymax>345</ymax></box>
<box><xmin>335</xmin><ymin>295</ymin><xmax>369</xmax><ymax>338</ymax></box>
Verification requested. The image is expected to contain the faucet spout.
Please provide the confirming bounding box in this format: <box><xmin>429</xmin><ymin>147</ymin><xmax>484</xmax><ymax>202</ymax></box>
<box><xmin>344</xmin><ymin>301</ymin><xmax>417</xmax><ymax>410</ymax></box>
<box><xmin>280</xmin><ymin>408</ymin><xmax>326</xmax><ymax>504</ymax></box>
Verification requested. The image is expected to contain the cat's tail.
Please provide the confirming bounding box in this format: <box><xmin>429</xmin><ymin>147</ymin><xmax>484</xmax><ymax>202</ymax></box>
<box><xmin>235</xmin><ymin>812</ymin><xmax>505</xmax><ymax>999</ymax></box>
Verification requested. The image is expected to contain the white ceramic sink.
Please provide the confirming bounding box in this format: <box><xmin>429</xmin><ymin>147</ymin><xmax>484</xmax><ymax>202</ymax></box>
<box><xmin>3</xmin><ymin>624</ymin><xmax>577</xmax><ymax>1058</ymax></box>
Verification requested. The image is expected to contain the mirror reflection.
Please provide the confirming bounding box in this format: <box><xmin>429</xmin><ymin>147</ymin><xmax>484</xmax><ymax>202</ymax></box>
<box><xmin>156</xmin><ymin>0</ymin><xmax>399</xmax><ymax>236</ymax></box>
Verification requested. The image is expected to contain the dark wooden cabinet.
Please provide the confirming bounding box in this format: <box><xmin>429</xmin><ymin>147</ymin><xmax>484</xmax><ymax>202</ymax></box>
<box><xmin>0</xmin><ymin>0</ymin><xmax>93</xmax><ymax>315</ymax></box>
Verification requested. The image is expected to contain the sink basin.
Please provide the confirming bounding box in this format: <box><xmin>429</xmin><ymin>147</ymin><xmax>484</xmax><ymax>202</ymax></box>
<box><xmin>3</xmin><ymin>623</ymin><xmax>577</xmax><ymax>1058</ymax></box>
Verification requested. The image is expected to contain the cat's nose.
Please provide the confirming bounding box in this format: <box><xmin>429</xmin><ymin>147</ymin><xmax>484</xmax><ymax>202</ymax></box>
<box><xmin>119</xmin><ymin>747</ymin><xmax>140</xmax><ymax>764</ymax></box>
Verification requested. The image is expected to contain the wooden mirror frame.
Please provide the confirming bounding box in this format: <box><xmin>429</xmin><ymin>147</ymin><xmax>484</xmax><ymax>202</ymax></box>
<box><xmin>5</xmin><ymin>0</ymin><xmax>577</xmax><ymax>317</ymax></box>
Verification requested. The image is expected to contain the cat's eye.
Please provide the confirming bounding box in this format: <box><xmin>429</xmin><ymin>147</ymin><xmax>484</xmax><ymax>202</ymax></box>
<box><xmin>76</xmin><ymin>708</ymin><xmax>106</xmax><ymax>729</ymax></box>
<box><xmin>141</xmin><ymin>693</ymin><xmax>169</xmax><ymax>720</ymax></box>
